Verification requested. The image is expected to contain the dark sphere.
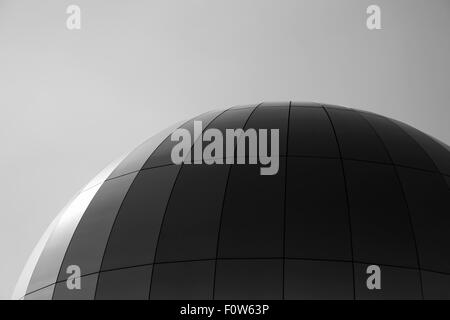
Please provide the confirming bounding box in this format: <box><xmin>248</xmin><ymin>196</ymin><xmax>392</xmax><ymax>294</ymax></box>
<box><xmin>16</xmin><ymin>102</ymin><xmax>450</xmax><ymax>300</ymax></box>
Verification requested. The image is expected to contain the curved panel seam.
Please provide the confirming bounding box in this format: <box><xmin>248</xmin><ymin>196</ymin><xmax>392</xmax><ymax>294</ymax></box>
<box><xmin>282</xmin><ymin>101</ymin><xmax>292</xmax><ymax>300</ymax></box>
<box><xmin>26</xmin><ymin>256</ymin><xmax>450</xmax><ymax>299</ymax></box>
<box><xmin>211</xmin><ymin>103</ymin><xmax>262</xmax><ymax>300</ymax></box>
<box><xmin>391</xmin><ymin>120</ymin><xmax>450</xmax><ymax>184</ymax></box>
<box><xmin>105</xmin><ymin>112</ymin><xmax>210</xmax><ymax>182</ymax></box>
<box><xmin>91</xmin><ymin>173</ymin><xmax>140</xmax><ymax>300</ymax></box>
<box><xmin>49</xmin><ymin>185</ymin><xmax>105</xmax><ymax>299</ymax></box>
<box><xmin>95</xmin><ymin>156</ymin><xmax>445</xmax><ymax>188</ymax></box>
<box><xmin>321</xmin><ymin>105</ymin><xmax>356</xmax><ymax>300</ymax></box>
<box><xmin>146</xmin><ymin>107</ymin><xmax>234</xmax><ymax>300</ymax></box>
<box><xmin>357</xmin><ymin>111</ymin><xmax>424</xmax><ymax>299</ymax></box>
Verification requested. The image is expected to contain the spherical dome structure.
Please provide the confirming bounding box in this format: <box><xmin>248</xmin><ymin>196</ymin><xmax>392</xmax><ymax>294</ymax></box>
<box><xmin>15</xmin><ymin>102</ymin><xmax>450</xmax><ymax>300</ymax></box>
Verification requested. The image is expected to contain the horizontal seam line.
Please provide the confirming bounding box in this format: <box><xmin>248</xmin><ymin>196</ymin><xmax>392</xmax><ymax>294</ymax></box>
<box><xmin>25</xmin><ymin>257</ymin><xmax>450</xmax><ymax>297</ymax></box>
<box><xmin>93</xmin><ymin>157</ymin><xmax>445</xmax><ymax>185</ymax></box>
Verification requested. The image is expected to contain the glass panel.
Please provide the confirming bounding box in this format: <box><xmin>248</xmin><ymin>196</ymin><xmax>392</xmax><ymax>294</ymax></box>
<box><xmin>200</xmin><ymin>107</ymin><xmax>256</xmax><ymax>164</ymax></box>
<box><xmin>96</xmin><ymin>266</ymin><xmax>152</xmax><ymax>300</ymax></box>
<box><xmin>229</xmin><ymin>104</ymin><xmax>258</xmax><ymax>110</ymax></box>
<box><xmin>218</xmin><ymin>162</ymin><xmax>285</xmax><ymax>259</ymax></box>
<box><xmin>259</xmin><ymin>102</ymin><xmax>290</xmax><ymax>108</ymax></box>
<box><xmin>24</xmin><ymin>285</ymin><xmax>55</xmax><ymax>300</ymax></box>
<box><xmin>345</xmin><ymin>161</ymin><xmax>418</xmax><ymax>268</ymax></box>
<box><xmin>290</xmin><ymin>102</ymin><xmax>322</xmax><ymax>108</ymax></box>
<box><xmin>394</xmin><ymin>120</ymin><xmax>450</xmax><ymax>175</ymax></box>
<box><xmin>354</xmin><ymin>264</ymin><xmax>422</xmax><ymax>300</ymax></box>
<box><xmin>397</xmin><ymin>168</ymin><xmax>450</xmax><ymax>273</ymax></box>
<box><xmin>27</xmin><ymin>184</ymin><xmax>102</xmax><ymax>293</ymax></box>
<box><xmin>82</xmin><ymin>153</ymin><xmax>127</xmax><ymax>191</ymax></box>
<box><xmin>108</xmin><ymin>120</ymin><xmax>185</xmax><ymax>179</ymax></box>
<box><xmin>57</xmin><ymin>173</ymin><xmax>137</xmax><ymax>281</ymax></box>
<box><xmin>150</xmin><ymin>261</ymin><xmax>214</xmax><ymax>300</ymax></box>
<box><xmin>243</xmin><ymin>103</ymin><xmax>289</xmax><ymax>156</ymax></box>
<box><xmin>15</xmin><ymin>210</ymin><xmax>61</xmax><ymax>299</ymax></box>
<box><xmin>323</xmin><ymin>103</ymin><xmax>352</xmax><ymax>111</ymax></box>
<box><xmin>360</xmin><ymin>113</ymin><xmax>436</xmax><ymax>171</ymax></box>
<box><xmin>155</xmin><ymin>165</ymin><xmax>229</xmax><ymax>263</ymax></box>
<box><xmin>288</xmin><ymin>105</ymin><xmax>339</xmax><ymax>157</ymax></box>
<box><xmin>143</xmin><ymin>111</ymin><xmax>223</xmax><ymax>169</ymax></box>
<box><xmin>325</xmin><ymin>108</ymin><xmax>390</xmax><ymax>163</ymax></box>
<box><xmin>422</xmin><ymin>271</ymin><xmax>450</xmax><ymax>300</ymax></box>
<box><xmin>214</xmin><ymin>259</ymin><xmax>283</xmax><ymax>300</ymax></box>
<box><xmin>101</xmin><ymin>166</ymin><xmax>179</xmax><ymax>271</ymax></box>
<box><xmin>432</xmin><ymin>136</ymin><xmax>450</xmax><ymax>153</ymax></box>
<box><xmin>285</xmin><ymin>260</ymin><xmax>353</xmax><ymax>300</ymax></box>
<box><xmin>53</xmin><ymin>274</ymin><xmax>98</xmax><ymax>300</ymax></box>
<box><xmin>285</xmin><ymin>158</ymin><xmax>351</xmax><ymax>261</ymax></box>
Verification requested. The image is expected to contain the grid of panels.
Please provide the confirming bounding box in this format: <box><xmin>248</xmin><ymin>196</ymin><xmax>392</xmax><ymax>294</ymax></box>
<box><xmin>25</xmin><ymin>261</ymin><xmax>450</xmax><ymax>300</ymax></box>
<box><xmin>24</xmin><ymin>102</ymin><xmax>450</xmax><ymax>300</ymax></box>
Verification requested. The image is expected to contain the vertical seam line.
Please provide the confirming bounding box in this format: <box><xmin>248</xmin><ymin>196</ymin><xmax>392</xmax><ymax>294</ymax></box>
<box><xmin>322</xmin><ymin>106</ymin><xmax>356</xmax><ymax>300</ymax></box>
<box><xmin>146</xmin><ymin>107</ymin><xmax>231</xmax><ymax>300</ymax></box>
<box><xmin>282</xmin><ymin>101</ymin><xmax>291</xmax><ymax>300</ymax></box>
<box><xmin>52</xmin><ymin>174</ymin><xmax>136</xmax><ymax>300</ymax></box>
<box><xmin>211</xmin><ymin>103</ymin><xmax>262</xmax><ymax>300</ymax></box>
<box><xmin>92</xmin><ymin>173</ymin><xmax>139</xmax><ymax>299</ymax></box>
<box><xmin>58</xmin><ymin>113</ymin><xmax>210</xmax><ymax>300</ymax></box>
<box><xmin>357</xmin><ymin>111</ymin><xmax>424</xmax><ymax>300</ymax></box>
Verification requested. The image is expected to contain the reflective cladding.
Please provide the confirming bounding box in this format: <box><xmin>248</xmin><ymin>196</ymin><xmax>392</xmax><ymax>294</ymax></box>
<box><xmin>394</xmin><ymin>120</ymin><xmax>450</xmax><ymax>175</ymax></box>
<box><xmin>422</xmin><ymin>271</ymin><xmax>450</xmax><ymax>300</ymax></box>
<box><xmin>214</xmin><ymin>260</ymin><xmax>283</xmax><ymax>300</ymax></box>
<box><xmin>142</xmin><ymin>110</ymin><xmax>224</xmax><ymax>169</ymax></box>
<box><xmin>108</xmin><ymin>120</ymin><xmax>185</xmax><ymax>180</ymax></box>
<box><xmin>325</xmin><ymin>108</ymin><xmax>390</xmax><ymax>163</ymax></box>
<box><xmin>360</xmin><ymin>113</ymin><xmax>436</xmax><ymax>171</ymax></box>
<box><xmin>354</xmin><ymin>264</ymin><xmax>422</xmax><ymax>300</ymax></box>
<box><xmin>57</xmin><ymin>173</ymin><xmax>137</xmax><ymax>281</ymax></box>
<box><xmin>96</xmin><ymin>266</ymin><xmax>152</xmax><ymax>300</ymax></box>
<box><xmin>284</xmin><ymin>260</ymin><xmax>354</xmax><ymax>300</ymax></box>
<box><xmin>101</xmin><ymin>166</ymin><xmax>179</xmax><ymax>271</ymax></box>
<box><xmin>432</xmin><ymin>137</ymin><xmax>450</xmax><ymax>156</ymax></box>
<box><xmin>344</xmin><ymin>160</ymin><xmax>418</xmax><ymax>268</ymax></box>
<box><xmin>285</xmin><ymin>158</ymin><xmax>351</xmax><ymax>261</ymax></box>
<box><xmin>53</xmin><ymin>274</ymin><xmax>98</xmax><ymax>300</ymax></box>
<box><xmin>198</xmin><ymin>106</ymin><xmax>256</xmax><ymax>163</ymax></box>
<box><xmin>155</xmin><ymin>165</ymin><xmax>229</xmax><ymax>263</ymax></box>
<box><xmin>397</xmin><ymin>168</ymin><xmax>450</xmax><ymax>273</ymax></box>
<box><xmin>208</xmin><ymin>105</ymin><xmax>256</xmax><ymax>133</ymax></box>
<box><xmin>150</xmin><ymin>261</ymin><xmax>215</xmax><ymax>300</ymax></box>
<box><xmin>24</xmin><ymin>285</ymin><xmax>55</xmax><ymax>300</ymax></box>
<box><xmin>19</xmin><ymin>102</ymin><xmax>450</xmax><ymax>300</ymax></box>
<box><xmin>27</xmin><ymin>184</ymin><xmax>102</xmax><ymax>294</ymax></box>
<box><xmin>82</xmin><ymin>154</ymin><xmax>128</xmax><ymax>191</ymax></box>
<box><xmin>288</xmin><ymin>104</ymin><xmax>339</xmax><ymax>157</ymax></box>
<box><xmin>243</xmin><ymin>102</ymin><xmax>289</xmax><ymax>156</ymax></box>
<box><xmin>289</xmin><ymin>102</ymin><xmax>322</xmax><ymax>108</ymax></box>
<box><xmin>229</xmin><ymin>104</ymin><xmax>258</xmax><ymax>110</ymax></box>
<box><xmin>324</xmin><ymin>103</ymin><xmax>352</xmax><ymax>111</ymax></box>
<box><xmin>215</xmin><ymin>104</ymin><xmax>288</xmax><ymax>260</ymax></box>
<box><xmin>218</xmin><ymin>161</ymin><xmax>285</xmax><ymax>259</ymax></box>
<box><xmin>17</xmin><ymin>210</ymin><xmax>61</xmax><ymax>299</ymax></box>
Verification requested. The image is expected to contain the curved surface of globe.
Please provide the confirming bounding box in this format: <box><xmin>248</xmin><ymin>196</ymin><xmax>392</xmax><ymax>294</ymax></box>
<box><xmin>15</xmin><ymin>102</ymin><xmax>450</xmax><ymax>300</ymax></box>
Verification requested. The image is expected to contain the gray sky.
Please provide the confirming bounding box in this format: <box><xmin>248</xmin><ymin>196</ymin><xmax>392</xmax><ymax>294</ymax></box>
<box><xmin>1</xmin><ymin>0</ymin><xmax>449</xmax><ymax>299</ymax></box>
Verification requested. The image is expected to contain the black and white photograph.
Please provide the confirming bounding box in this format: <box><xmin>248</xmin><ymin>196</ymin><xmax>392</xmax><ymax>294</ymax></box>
<box><xmin>1</xmin><ymin>0</ymin><xmax>450</xmax><ymax>307</ymax></box>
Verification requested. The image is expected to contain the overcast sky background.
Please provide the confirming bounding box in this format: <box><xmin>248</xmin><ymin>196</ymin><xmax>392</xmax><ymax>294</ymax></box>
<box><xmin>1</xmin><ymin>0</ymin><xmax>449</xmax><ymax>299</ymax></box>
